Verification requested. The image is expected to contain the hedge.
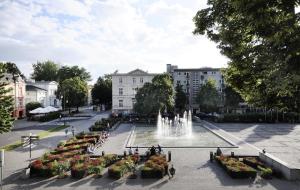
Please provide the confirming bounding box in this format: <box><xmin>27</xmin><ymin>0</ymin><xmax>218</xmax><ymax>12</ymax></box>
<box><xmin>89</xmin><ymin>118</ymin><xmax>120</xmax><ymax>131</ymax></box>
<box><xmin>218</xmin><ymin>112</ymin><xmax>300</xmax><ymax>123</ymax></box>
<box><xmin>141</xmin><ymin>155</ymin><xmax>168</xmax><ymax>179</ymax></box>
<box><xmin>30</xmin><ymin>133</ymin><xmax>115</xmax><ymax>178</ymax></box>
<box><xmin>108</xmin><ymin>156</ymin><xmax>135</xmax><ymax>179</ymax></box>
<box><xmin>215</xmin><ymin>156</ymin><xmax>257</xmax><ymax>179</ymax></box>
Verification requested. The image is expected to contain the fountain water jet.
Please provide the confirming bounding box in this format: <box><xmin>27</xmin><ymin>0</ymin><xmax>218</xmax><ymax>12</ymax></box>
<box><xmin>156</xmin><ymin>110</ymin><xmax>192</xmax><ymax>138</ymax></box>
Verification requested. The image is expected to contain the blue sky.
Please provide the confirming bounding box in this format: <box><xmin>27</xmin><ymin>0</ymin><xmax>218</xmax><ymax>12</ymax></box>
<box><xmin>0</xmin><ymin>0</ymin><xmax>230</xmax><ymax>82</ymax></box>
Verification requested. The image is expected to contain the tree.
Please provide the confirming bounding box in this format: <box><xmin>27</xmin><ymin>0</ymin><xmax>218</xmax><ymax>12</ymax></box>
<box><xmin>31</xmin><ymin>61</ymin><xmax>59</xmax><ymax>81</ymax></box>
<box><xmin>196</xmin><ymin>79</ymin><xmax>220</xmax><ymax>113</ymax></box>
<box><xmin>134</xmin><ymin>74</ymin><xmax>174</xmax><ymax>115</ymax></box>
<box><xmin>57</xmin><ymin>77</ymin><xmax>88</xmax><ymax>112</ymax></box>
<box><xmin>175</xmin><ymin>84</ymin><xmax>187</xmax><ymax>113</ymax></box>
<box><xmin>224</xmin><ymin>86</ymin><xmax>244</xmax><ymax>111</ymax></box>
<box><xmin>26</xmin><ymin>102</ymin><xmax>42</xmax><ymax>117</ymax></box>
<box><xmin>0</xmin><ymin>63</ymin><xmax>14</xmax><ymax>133</ymax></box>
<box><xmin>3</xmin><ymin>62</ymin><xmax>24</xmax><ymax>79</ymax></box>
<box><xmin>91</xmin><ymin>75</ymin><xmax>112</xmax><ymax>108</ymax></box>
<box><xmin>58</xmin><ymin>66</ymin><xmax>91</xmax><ymax>83</ymax></box>
<box><xmin>193</xmin><ymin>1</ymin><xmax>300</xmax><ymax>112</ymax></box>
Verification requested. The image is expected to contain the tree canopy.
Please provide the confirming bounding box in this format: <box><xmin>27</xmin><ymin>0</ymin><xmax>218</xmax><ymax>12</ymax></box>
<box><xmin>175</xmin><ymin>84</ymin><xmax>187</xmax><ymax>113</ymax></box>
<box><xmin>193</xmin><ymin>1</ymin><xmax>300</xmax><ymax>112</ymax></box>
<box><xmin>57</xmin><ymin>77</ymin><xmax>88</xmax><ymax>112</ymax></box>
<box><xmin>224</xmin><ymin>86</ymin><xmax>244</xmax><ymax>109</ymax></box>
<box><xmin>134</xmin><ymin>74</ymin><xmax>174</xmax><ymax>115</ymax></box>
<box><xmin>58</xmin><ymin>65</ymin><xmax>91</xmax><ymax>83</ymax></box>
<box><xmin>91</xmin><ymin>75</ymin><xmax>112</xmax><ymax>107</ymax></box>
<box><xmin>196</xmin><ymin>78</ymin><xmax>220</xmax><ymax>113</ymax></box>
<box><xmin>1</xmin><ymin>62</ymin><xmax>24</xmax><ymax>79</ymax></box>
<box><xmin>31</xmin><ymin>61</ymin><xmax>59</xmax><ymax>81</ymax></box>
<box><xmin>0</xmin><ymin>64</ymin><xmax>14</xmax><ymax>133</ymax></box>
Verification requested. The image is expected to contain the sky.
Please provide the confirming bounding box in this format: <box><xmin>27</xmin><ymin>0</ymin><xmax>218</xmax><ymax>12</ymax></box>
<box><xmin>0</xmin><ymin>0</ymin><xmax>231</xmax><ymax>82</ymax></box>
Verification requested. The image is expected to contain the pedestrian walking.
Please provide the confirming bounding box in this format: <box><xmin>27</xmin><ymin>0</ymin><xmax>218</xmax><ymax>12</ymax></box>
<box><xmin>71</xmin><ymin>126</ymin><xmax>75</xmax><ymax>137</ymax></box>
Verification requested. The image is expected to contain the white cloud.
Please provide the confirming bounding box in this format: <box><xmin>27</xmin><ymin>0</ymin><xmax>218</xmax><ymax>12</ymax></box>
<box><xmin>0</xmin><ymin>0</ymin><xmax>228</xmax><ymax>83</ymax></box>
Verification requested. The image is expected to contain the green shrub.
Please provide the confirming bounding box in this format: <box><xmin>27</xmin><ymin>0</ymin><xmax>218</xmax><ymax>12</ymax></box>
<box><xmin>39</xmin><ymin>111</ymin><xmax>61</xmax><ymax>122</ymax></box>
<box><xmin>71</xmin><ymin>163</ymin><xmax>87</xmax><ymax>179</ymax></box>
<box><xmin>215</xmin><ymin>156</ymin><xmax>257</xmax><ymax>179</ymax></box>
<box><xmin>258</xmin><ymin>166</ymin><xmax>273</xmax><ymax>179</ymax></box>
<box><xmin>141</xmin><ymin>155</ymin><xmax>168</xmax><ymax>178</ymax></box>
<box><xmin>108</xmin><ymin>158</ymin><xmax>135</xmax><ymax>179</ymax></box>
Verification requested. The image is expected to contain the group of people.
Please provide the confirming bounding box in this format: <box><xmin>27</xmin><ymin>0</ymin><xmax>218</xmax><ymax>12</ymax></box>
<box><xmin>149</xmin><ymin>144</ymin><xmax>163</xmax><ymax>156</ymax></box>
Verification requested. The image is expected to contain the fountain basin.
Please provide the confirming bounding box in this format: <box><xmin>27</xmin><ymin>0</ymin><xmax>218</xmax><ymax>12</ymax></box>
<box><xmin>126</xmin><ymin>124</ymin><xmax>237</xmax><ymax>148</ymax></box>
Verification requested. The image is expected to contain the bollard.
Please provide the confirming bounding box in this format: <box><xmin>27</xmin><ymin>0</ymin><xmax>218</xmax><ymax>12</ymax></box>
<box><xmin>168</xmin><ymin>151</ymin><xmax>171</xmax><ymax>162</ymax></box>
<box><xmin>210</xmin><ymin>151</ymin><xmax>213</xmax><ymax>162</ymax></box>
<box><xmin>102</xmin><ymin>151</ymin><xmax>105</xmax><ymax>156</ymax></box>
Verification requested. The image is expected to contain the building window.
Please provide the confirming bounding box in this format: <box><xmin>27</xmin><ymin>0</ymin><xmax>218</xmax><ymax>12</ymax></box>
<box><xmin>119</xmin><ymin>77</ymin><xmax>122</xmax><ymax>83</ymax></box>
<box><xmin>119</xmin><ymin>88</ymin><xmax>123</xmax><ymax>95</ymax></box>
<box><xmin>119</xmin><ymin>100</ymin><xmax>123</xmax><ymax>107</ymax></box>
<box><xmin>178</xmin><ymin>72</ymin><xmax>181</xmax><ymax>75</ymax></box>
<box><xmin>203</xmin><ymin>71</ymin><xmax>207</xmax><ymax>74</ymax></box>
<box><xmin>140</xmin><ymin>77</ymin><xmax>143</xmax><ymax>83</ymax></box>
<box><xmin>133</xmin><ymin>78</ymin><xmax>136</xmax><ymax>84</ymax></box>
<box><xmin>132</xmin><ymin>98</ymin><xmax>136</xmax><ymax>105</ymax></box>
<box><xmin>177</xmin><ymin>80</ymin><xmax>180</xmax><ymax>84</ymax></box>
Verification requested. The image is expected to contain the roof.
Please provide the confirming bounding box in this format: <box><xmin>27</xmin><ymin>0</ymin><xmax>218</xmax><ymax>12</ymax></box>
<box><xmin>34</xmin><ymin>81</ymin><xmax>58</xmax><ymax>85</ymax></box>
<box><xmin>173</xmin><ymin>67</ymin><xmax>222</xmax><ymax>72</ymax></box>
<box><xmin>111</xmin><ymin>69</ymin><xmax>159</xmax><ymax>76</ymax></box>
<box><xmin>26</xmin><ymin>85</ymin><xmax>47</xmax><ymax>91</ymax></box>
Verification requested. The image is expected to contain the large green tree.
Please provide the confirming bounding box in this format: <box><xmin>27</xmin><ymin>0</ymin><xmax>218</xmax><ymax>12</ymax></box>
<box><xmin>3</xmin><ymin>62</ymin><xmax>24</xmax><ymax>79</ymax></box>
<box><xmin>193</xmin><ymin>1</ymin><xmax>300</xmax><ymax>112</ymax></box>
<box><xmin>175</xmin><ymin>84</ymin><xmax>187</xmax><ymax>113</ymax></box>
<box><xmin>134</xmin><ymin>74</ymin><xmax>174</xmax><ymax>115</ymax></box>
<box><xmin>0</xmin><ymin>64</ymin><xmax>14</xmax><ymax>133</ymax></box>
<box><xmin>57</xmin><ymin>77</ymin><xmax>88</xmax><ymax>112</ymax></box>
<box><xmin>196</xmin><ymin>79</ymin><xmax>220</xmax><ymax>113</ymax></box>
<box><xmin>91</xmin><ymin>75</ymin><xmax>112</xmax><ymax>107</ymax></box>
<box><xmin>31</xmin><ymin>61</ymin><xmax>59</xmax><ymax>81</ymax></box>
<box><xmin>224</xmin><ymin>86</ymin><xmax>244</xmax><ymax>111</ymax></box>
<box><xmin>58</xmin><ymin>66</ymin><xmax>91</xmax><ymax>83</ymax></box>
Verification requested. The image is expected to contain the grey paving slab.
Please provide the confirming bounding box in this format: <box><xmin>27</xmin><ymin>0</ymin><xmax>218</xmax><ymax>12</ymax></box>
<box><xmin>2</xmin><ymin>121</ymin><xmax>300</xmax><ymax>190</ymax></box>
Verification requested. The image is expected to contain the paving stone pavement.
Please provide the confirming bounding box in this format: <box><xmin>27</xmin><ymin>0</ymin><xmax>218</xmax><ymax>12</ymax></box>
<box><xmin>2</xmin><ymin>121</ymin><xmax>300</xmax><ymax>190</ymax></box>
<box><xmin>214</xmin><ymin>122</ymin><xmax>300</xmax><ymax>168</ymax></box>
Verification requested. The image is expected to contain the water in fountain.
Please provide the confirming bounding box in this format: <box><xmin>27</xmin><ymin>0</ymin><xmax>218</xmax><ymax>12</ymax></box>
<box><xmin>157</xmin><ymin>110</ymin><xmax>192</xmax><ymax>138</ymax></box>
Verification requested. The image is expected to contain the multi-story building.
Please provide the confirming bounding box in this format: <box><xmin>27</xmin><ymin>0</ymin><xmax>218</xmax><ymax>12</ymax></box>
<box><xmin>167</xmin><ymin>64</ymin><xmax>224</xmax><ymax>113</ymax></box>
<box><xmin>26</xmin><ymin>80</ymin><xmax>60</xmax><ymax>107</ymax></box>
<box><xmin>112</xmin><ymin>69</ymin><xmax>157</xmax><ymax>114</ymax></box>
<box><xmin>0</xmin><ymin>73</ymin><xmax>26</xmax><ymax>118</ymax></box>
<box><xmin>25</xmin><ymin>85</ymin><xmax>47</xmax><ymax>106</ymax></box>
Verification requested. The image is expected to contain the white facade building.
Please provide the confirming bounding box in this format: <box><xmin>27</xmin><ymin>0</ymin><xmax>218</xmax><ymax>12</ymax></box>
<box><xmin>25</xmin><ymin>85</ymin><xmax>47</xmax><ymax>106</ymax></box>
<box><xmin>167</xmin><ymin>64</ymin><xmax>224</xmax><ymax>113</ymax></box>
<box><xmin>112</xmin><ymin>69</ymin><xmax>157</xmax><ymax>113</ymax></box>
<box><xmin>26</xmin><ymin>81</ymin><xmax>61</xmax><ymax>107</ymax></box>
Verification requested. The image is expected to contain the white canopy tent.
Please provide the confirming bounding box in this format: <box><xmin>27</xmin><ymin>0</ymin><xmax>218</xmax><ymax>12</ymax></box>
<box><xmin>29</xmin><ymin>106</ymin><xmax>59</xmax><ymax>114</ymax></box>
<box><xmin>29</xmin><ymin>107</ymin><xmax>44</xmax><ymax>114</ymax></box>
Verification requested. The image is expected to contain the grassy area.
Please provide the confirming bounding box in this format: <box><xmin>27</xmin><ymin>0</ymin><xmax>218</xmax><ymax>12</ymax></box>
<box><xmin>0</xmin><ymin>125</ymin><xmax>70</xmax><ymax>151</ymax></box>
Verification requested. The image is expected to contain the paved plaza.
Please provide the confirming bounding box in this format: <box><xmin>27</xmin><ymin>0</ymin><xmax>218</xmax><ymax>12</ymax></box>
<box><xmin>215</xmin><ymin>123</ymin><xmax>300</xmax><ymax>168</ymax></box>
<box><xmin>2</xmin><ymin>121</ymin><xmax>300</xmax><ymax>190</ymax></box>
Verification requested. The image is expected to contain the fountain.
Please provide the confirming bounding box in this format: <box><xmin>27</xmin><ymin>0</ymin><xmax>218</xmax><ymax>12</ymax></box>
<box><xmin>157</xmin><ymin>110</ymin><xmax>192</xmax><ymax>138</ymax></box>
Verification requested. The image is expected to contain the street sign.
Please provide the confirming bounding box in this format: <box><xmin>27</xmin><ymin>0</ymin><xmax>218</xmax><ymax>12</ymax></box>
<box><xmin>0</xmin><ymin>150</ymin><xmax>4</xmax><ymax>167</ymax></box>
<box><xmin>20</xmin><ymin>134</ymin><xmax>39</xmax><ymax>164</ymax></box>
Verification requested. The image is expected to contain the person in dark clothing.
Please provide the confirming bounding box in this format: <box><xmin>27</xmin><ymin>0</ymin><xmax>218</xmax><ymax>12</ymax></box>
<box><xmin>150</xmin><ymin>146</ymin><xmax>156</xmax><ymax>156</ymax></box>
<box><xmin>157</xmin><ymin>144</ymin><xmax>162</xmax><ymax>154</ymax></box>
<box><xmin>216</xmin><ymin>147</ymin><xmax>222</xmax><ymax>156</ymax></box>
